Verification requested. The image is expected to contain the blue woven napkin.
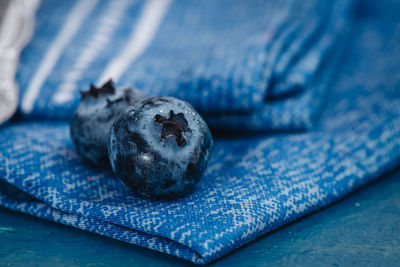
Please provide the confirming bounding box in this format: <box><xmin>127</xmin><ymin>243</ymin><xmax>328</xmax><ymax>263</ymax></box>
<box><xmin>1</xmin><ymin>0</ymin><xmax>400</xmax><ymax>264</ymax></box>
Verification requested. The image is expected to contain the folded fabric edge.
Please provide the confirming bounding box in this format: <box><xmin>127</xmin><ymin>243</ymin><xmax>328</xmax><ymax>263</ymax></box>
<box><xmin>0</xmin><ymin>180</ymin><xmax>206</xmax><ymax>264</ymax></box>
<box><xmin>268</xmin><ymin>1</ymin><xmax>334</xmax><ymax>97</ymax></box>
<box><xmin>203</xmin><ymin>9</ymin><xmax>353</xmax><ymax>133</ymax></box>
<box><xmin>269</xmin><ymin>0</ymin><xmax>352</xmax><ymax>98</ymax></box>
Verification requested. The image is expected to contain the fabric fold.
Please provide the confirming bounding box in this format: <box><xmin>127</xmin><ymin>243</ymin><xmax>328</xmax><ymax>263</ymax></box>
<box><xmin>0</xmin><ymin>180</ymin><xmax>203</xmax><ymax>263</ymax></box>
<box><xmin>17</xmin><ymin>0</ymin><xmax>354</xmax><ymax>131</ymax></box>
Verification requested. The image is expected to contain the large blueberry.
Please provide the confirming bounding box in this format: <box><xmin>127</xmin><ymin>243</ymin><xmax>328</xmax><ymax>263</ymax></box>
<box><xmin>70</xmin><ymin>80</ymin><xmax>144</xmax><ymax>167</ymax></box>
<box><xmin>108</xmin><ymin>96</ymin><xmax>213</xmax><ymax>199</ymax></box>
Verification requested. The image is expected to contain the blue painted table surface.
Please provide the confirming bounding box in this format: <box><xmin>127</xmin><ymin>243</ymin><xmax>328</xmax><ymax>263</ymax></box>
<box><xmin>0</xmin><ymin>167</ymin><xmax>399</xmax><ymax>266</ymax></box>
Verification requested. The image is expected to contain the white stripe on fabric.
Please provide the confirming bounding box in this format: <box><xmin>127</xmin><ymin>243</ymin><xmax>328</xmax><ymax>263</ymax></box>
<box><xmin>53</xmin><ymin>0</ymin><xmax>135</xmax><ymax>104</ymax></box>
<box><xmin>97</xmin><ymin>0</ymin><xmax>172</xmax><ymax>85</ymax></box>
<box><xmin>21</xmin><ymin>0</ymin><xmax>99</xmax><ymax>114</ymax></box>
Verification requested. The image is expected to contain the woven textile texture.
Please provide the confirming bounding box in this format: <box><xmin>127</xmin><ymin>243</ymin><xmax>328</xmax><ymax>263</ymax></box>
<box><xmin>1</xmin><ymin>0</ymin><xmax>400</xmax><ymax>264</ymax></box>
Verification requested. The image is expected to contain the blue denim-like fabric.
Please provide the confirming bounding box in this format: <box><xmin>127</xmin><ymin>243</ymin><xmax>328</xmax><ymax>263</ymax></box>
<box><xmin>1</xmin><ymin>0</ymin><xmax>400</xmax><ymax>264</ymax></box>
<box><xmin>17</xmin><ymin>0</ymin><xmax>354</xmax><ymax>130</ymax></box>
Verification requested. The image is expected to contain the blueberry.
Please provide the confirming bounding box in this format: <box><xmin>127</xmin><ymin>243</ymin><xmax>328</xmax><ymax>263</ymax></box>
<box><xmin>108</xmin><ymin>96</ymin><xmax>213</xmax><ymax>199</ymax></box>
<box><xmin>70</xmin><ymin>79</ymin><xmax>144</xmax><ymax>167</ymax></box>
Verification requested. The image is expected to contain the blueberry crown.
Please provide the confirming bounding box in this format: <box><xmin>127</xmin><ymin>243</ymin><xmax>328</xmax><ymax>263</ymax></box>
<box><xmin>154</xmin><ymin>110</ymin><xmax>191</xmax><ymax>147</ymax></box>
<box><xmin>80</xmin><ymin>79</ymin><xmax>115</xmax><ymax>98</ymax></box>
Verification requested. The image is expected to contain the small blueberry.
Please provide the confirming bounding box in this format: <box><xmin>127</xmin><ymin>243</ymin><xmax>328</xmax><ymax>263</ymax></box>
<box><xmin>108</xmin><ymin>96</ymin><xmax>213</xmax><ymax>199</ymax></box>
<box><xmin>70</xmin><ymin>79</ymin><xmax>144</xmax><ymax>167</ymax></box>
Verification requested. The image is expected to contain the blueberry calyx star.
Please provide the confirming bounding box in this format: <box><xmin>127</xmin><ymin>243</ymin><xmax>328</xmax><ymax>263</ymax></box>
<box><xmin>154</xmin><ymin>110</ymin><xmax>190</xmax><ymax>147</ymax></box>
<box><xmin>80</xmin><ymin>79</ymin><xmax>115</xmax><ymax>98</ymax></box>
